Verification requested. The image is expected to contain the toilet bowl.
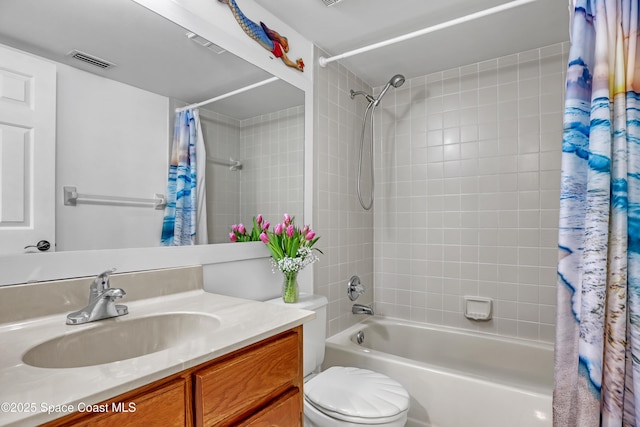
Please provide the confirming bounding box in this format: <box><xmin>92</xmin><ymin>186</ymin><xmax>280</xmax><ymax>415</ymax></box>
<box><xmin>266</xmin><ymin>294</ymin><xmax>410</xmax><ymax>426</ymax></box>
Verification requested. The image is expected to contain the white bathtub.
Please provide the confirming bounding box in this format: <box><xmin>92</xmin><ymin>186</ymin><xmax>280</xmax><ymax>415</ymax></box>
<box><xmin>322</xmin><ymin>317</ymin><xmax>553</xmax><ymax>427</ymax></box>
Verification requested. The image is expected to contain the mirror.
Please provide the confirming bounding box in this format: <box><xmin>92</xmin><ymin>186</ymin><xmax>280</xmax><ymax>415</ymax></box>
<box><xmin>0</xmin><ymin>0</ymin><xmax>305</xmax><ymax>251</ymax></box>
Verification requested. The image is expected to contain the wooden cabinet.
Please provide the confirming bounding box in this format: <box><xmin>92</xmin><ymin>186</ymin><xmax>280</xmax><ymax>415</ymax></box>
<box><xmin>194</xmin><ymin>329</ymin><xmax>301</xmax><ymax>426</ymax></box>
<box><xmin>42</xmin><ymin>327</ymin><xmax>303</xmax><ymax>427</ymax></box>
<box><xmin>241</xmin><ymin>388</ymin><xmax>301</xmax><ymax>427</ymax></box>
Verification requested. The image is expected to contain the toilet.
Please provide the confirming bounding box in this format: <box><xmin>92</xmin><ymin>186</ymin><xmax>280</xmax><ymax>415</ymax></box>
<box><xmin>267</xmin><ymin>294</ymin><xmax>410</xmax><ymax>426</ymax></box>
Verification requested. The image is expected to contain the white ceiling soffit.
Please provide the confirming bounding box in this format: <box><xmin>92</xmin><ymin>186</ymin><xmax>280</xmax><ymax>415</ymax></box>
<box><xmin>255</xmin><ymin>0</ymin><xmax>570</xmax><ymax>87</ymax></box>
<box><xmin>0</xmin><ymin>0</ymin><xmax>303</xmax><ymax>120</ymax></box>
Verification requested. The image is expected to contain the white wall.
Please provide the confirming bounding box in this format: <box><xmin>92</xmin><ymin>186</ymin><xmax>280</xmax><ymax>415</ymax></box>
<box><xmin>56</xmin><ymin>64</ymin><xmax>169</xmax><ymax>251</ymax></box>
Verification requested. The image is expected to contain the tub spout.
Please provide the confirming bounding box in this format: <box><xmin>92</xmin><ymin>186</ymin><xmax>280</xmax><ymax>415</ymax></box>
<box><xmin>352</xmin><ymin>303</ymin><xmax>374</xmax><ymax>315</ymax></box>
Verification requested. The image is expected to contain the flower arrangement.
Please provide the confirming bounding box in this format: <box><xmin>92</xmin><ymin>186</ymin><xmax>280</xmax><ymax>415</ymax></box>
<box><xmin>259</xmin><ymin>213</ymin><xmax>322</xmax><ymax>303</ymax></box>
<box><xmin>229</xmin><ymin>215</ymin><xmax>270</xmax><ymax>242</ymax></box>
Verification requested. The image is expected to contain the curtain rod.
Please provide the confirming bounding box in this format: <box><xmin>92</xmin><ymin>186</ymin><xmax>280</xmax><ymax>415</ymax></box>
<box><xmin>175</xmin><ymin>76</ymin><xmax>279</xmax><ymax>112</ymax></box>
<box><xmin>318</xmin><ymin>0</ymin><xmax>540</xmax><ymax>67</ymax></box>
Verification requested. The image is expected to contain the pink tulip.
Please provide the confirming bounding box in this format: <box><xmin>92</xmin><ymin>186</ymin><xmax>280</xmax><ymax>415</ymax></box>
<box><xmin>256</xmin><ymin>214</ymin><xmax>263</xmax><ymax>225</ymax></box>
<box><xmin>302</xmin><ymin>225</ymin><xmax>309</xmax><ymax>234</ymax></box>
<box><xmin>238</xmin><ymin>224</ymin><xmax>246</xmax><ymax>234</ymax></box>
<box><xmin>262</xmin><ymin>221</ymin><xmax>270</xmax><ymax>231</ymax></box>
<box><xmin>229</xmin><ymin>232</ymin><xmax>237</xmax><ymax>242</ymax></box>
<box><xmin>259</xmin><ymin>232</ymin><xmax>269</xmax><ymax>244</ymax></box>
<box><xmin>286</xmin><ymin>225</ymin><xmax>294</xmax><ymax>238</ymax></box>
<box><xmin>231</xmin><ymin>224</ymin><xmax>238</xmax><ymax>232</ymax></box>
<box><xmin>275</xmin><ymin>223</ymin><xmax>284</xmax><ymax>235</ymax></box>
<box><xmin>305</xmin><ymin>230</ymin><xmax>315</xmax><ymax>241</ymax></box>
<box><xmin>283</xmin><ymin>213</ymin><xmax>291</xmax><ymax>225</ymax></box>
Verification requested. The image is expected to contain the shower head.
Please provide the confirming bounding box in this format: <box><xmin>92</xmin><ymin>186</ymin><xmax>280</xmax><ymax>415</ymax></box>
<box><xmin>375</xmin><ymin>74</ymin><xmax>405</xmax><ymax>104</ymax></box>
<box><xmin>389</xmin><ymin>74</ymin><xmax>405</xmax><ymax>88</ymax></box>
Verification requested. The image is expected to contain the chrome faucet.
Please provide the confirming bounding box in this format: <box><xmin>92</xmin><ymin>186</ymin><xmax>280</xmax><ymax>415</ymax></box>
<box><xmin>66</xmin><ymin>269</ymin><xmax>128</xmax><ymax>325</ymax></box>
<box><xmin>352</xmin><ymin>303</ymin><xmax>374</xmax><ymax>315</ymax></box>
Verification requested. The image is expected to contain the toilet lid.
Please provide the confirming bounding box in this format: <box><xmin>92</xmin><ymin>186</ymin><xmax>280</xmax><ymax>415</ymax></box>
<box><xmin>304</xmin><ymin>366</ymin><xmax>409</xmax><ymax>423</ymax></box>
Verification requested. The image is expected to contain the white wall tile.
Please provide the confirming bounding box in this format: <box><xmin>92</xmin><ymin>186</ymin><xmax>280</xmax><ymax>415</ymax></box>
<box><xmin>319</xmin><ymin>42</ymin><xmax>565</xmax><ymax>343</ymax></box>
<box><xmin>378</xmin><ymin>48</ymin><xmax>563</xmax><ymax>341</ymax></box>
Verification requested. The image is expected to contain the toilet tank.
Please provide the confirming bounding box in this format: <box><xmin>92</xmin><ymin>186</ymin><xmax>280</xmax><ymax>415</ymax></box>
<box><xmin>266</xmin><ymin>294</ymin><xmax>327</xmax><ymax>377</ymax></box>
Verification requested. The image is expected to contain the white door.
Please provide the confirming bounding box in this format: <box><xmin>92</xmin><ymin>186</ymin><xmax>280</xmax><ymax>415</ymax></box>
<box><xmin>0</xmin><ymin>44</ymin><xmax>56</xmax><ymax>255</ymax></box>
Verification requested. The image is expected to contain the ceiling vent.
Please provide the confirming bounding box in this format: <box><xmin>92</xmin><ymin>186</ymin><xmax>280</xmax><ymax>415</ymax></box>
<box><xmin>67</xmin><ymin>50</ymin><xmax>116</xmax><ymax>70</ymax></box>
<box><xmin>186</xmin><ymin>32</ymin><xmax>227</xmax><ymax>54</ymax></box>
<box><xmin>321</xmin><ymin>0</ymin><xmax>344</xmax><ymax>6</ymax></box>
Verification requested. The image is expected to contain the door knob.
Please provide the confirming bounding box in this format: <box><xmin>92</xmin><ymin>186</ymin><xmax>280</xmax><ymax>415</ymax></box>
<box><xmin>24</xmin><ymin>240</ymin><xmax>51</xmax><ymax>251</ymax></box>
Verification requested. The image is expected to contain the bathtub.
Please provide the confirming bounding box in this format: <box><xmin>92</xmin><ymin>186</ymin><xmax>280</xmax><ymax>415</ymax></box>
<box><xmin>322</xmin><ymin>317</ymin><xmax>553</xmax><ymax>427</ymax></box>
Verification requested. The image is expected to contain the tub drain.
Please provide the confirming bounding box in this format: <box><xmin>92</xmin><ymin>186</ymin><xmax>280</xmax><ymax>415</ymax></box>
<box><xmin>356</xmin><ymin>330</ymin><xmax>364</xmax><ymax>345</ymax></box>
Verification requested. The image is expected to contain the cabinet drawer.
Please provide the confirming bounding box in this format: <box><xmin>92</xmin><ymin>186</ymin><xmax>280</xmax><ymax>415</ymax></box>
<box><xmin>240</xmin><ymin>388</ymin><xmax>301</xmax><ymax>427</ymax></box>
<box><xmin>44</xmin><ymin>378</ymin><xmax>189</xmax><ymax>427</ymax></box>
<box><xmin>194</xmin><ymin>331</ymin><xmax>300</xmax><ymax>426</ymax></box>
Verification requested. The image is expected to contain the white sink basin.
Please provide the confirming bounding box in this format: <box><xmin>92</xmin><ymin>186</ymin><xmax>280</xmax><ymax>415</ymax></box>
<box><xmin>22</xmin><ymin>313</ymin><xmax>220</xmax><ymax>369</ymax></box>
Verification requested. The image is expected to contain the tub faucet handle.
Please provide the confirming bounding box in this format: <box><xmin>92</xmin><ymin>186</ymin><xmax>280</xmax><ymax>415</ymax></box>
<box><xmin>348</xmin><ymin>275</ymin><xmax>366</xmax><ymax>301</ymax></box>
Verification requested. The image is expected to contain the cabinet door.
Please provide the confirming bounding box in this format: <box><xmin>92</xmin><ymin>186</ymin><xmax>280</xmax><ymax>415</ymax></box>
<box><xmin>194</xmin><ymin>331</ymin><xmax>300</xmax><ymax>426</ymax></box>
<box><xmin>240</xmin><ymin>388</ymin><xmax>301</xmax><ymax>427</ymax></box>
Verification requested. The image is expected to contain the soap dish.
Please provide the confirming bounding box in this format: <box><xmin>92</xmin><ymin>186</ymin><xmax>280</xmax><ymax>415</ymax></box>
<box><xmin>464</xmin><ymin>296</ymin><xmax>492</xmax><ymax>321</ymax></box>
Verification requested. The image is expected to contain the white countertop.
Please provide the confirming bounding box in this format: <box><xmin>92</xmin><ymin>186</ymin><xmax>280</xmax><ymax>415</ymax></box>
<box><xmin>0</xmin><ymin>289</ymin><xmax>314</xmax><ymax>426</ymax></box>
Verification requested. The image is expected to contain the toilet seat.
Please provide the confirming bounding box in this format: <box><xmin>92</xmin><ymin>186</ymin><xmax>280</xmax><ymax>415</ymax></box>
<box><xmin>304</xmin><ymin>366</ymin><xmax>410</xmax><ymax>424</ymax></box>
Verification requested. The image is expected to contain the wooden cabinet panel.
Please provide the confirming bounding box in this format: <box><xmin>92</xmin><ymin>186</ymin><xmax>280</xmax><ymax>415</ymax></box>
<box><xmin>240</xmin><ymin>388</ymin><xmax>301</xmax><ymax>427</ymax></box>
<box><xmin>194</xmin><ymin>331</ymin><xmax>300</xmax><ymax>426</ymax></box>
<box><xmin>42</xmin><ymin>377</ymin><xmax>190</xmax><ymax>427</ymax></box>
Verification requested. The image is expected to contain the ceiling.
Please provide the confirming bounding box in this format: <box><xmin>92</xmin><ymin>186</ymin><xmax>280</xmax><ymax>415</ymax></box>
<box><xmin>0</xmin><ymin>0</ymin><xmax>570</xmax><ymax>111</ymax></box>
<box><xmin>256</xmin><ymin>0</ymin><xmax>571</xmax><ymax>88</ymax></box>
<box><xmin>0</xmin><ymin>0</ymin><xmax>303</xmax><ymax>120</ymax></box>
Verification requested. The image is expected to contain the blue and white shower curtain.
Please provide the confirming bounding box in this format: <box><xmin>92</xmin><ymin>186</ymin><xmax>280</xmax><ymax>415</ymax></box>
<box><xmin>161</xmin><ymin>108</ymin><xmax>208</xmax><ymax>245</ymax></box>
<box><xmin>555</xmin><ymin>0</ymin><xmax>640</xmax><ymax>425</ymax></box>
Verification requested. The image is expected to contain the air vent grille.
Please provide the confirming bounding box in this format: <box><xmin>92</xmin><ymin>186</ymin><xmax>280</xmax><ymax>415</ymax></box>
<box><xmin>186</xmin><ymin>32</ymin><xmax>227</xmax><ymax>54</ymax></box>
<box><xmin>321</xmin><ymin>0</ymin><xmax>344</xmax><ymax>6</ymax></box>
<box><xmin>68</xmin><ymin>50</ymin><xmax>116</xmax><ymax>70</ymax></box>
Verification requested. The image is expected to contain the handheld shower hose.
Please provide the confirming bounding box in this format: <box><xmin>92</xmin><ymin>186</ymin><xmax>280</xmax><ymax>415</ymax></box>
<box><xmin>350</xmin><ymin>74</ymin><xmax>405</xmax><ymax>210</ymax></box>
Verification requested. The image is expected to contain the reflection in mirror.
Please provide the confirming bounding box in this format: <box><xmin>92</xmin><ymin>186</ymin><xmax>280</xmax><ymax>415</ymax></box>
<box><xmin>0</xmin><ymin>0</ymin><xmax>304</xmax><ymax>253</ymax></box>
<box><xmin>199</xmin><ymin>104</ymin><xmax>304</xmax><ymax>243</ymax></box>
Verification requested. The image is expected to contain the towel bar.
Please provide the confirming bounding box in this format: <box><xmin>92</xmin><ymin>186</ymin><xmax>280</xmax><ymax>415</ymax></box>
<box><xmin>63</xmin><ymin>186</ymin><xmax>166</xmax><ymax>210</ymax></box>
<box><xmin>207</xmin><ymin>157</ymin><xmax>243</xmax><ymax>171</ymax></box>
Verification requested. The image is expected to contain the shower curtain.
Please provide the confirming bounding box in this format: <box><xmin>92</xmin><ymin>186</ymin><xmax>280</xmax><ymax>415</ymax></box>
<box><xmin>161</xmin><ymin>108</ymin><xmax>208</xmax><ymax>245</ymax></box>
<box><xmin>555</xmin><ymin>0</ymin><xmax>640</xmax><ymax>425</ymax></box>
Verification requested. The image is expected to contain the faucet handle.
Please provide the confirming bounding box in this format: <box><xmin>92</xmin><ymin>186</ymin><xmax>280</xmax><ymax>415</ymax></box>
<box><xmin>95</xmin><ymin>268</ymin><xmax>116</xmax><ymax>288</ymax></box>
<box><xmin>89</xmin><ymin>268</ymin><xmax>116</xmax><ymax>301</ymax></box>
<box><xmin>347</xmin><ymin>275</ymin><xmax>366</xmax><ymax>301</ymax></box>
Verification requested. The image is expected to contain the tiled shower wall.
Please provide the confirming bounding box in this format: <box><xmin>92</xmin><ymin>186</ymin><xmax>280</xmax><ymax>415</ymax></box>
<box><xmin>314</xmin><ymin>49</ymin><xmax>376</xmax><ymax>336</ymax></box>
<box><xmin>239</xmin><ymin>106</ymin><xmax>305</xmax><ymax>226</ymax></box>
<box><xmin>200</xmin><ymin>109</ymin><xmax>241</xmax><ymax>243</ymax></box>
<box><xmin>200</xmin><ymin>106</ymin><xmax>304</xmax><ymax>243</ymax></box>
<box><xmin>373</xmin><ymin>42</ymin><xmax>569</xmax><ymax>342</ymax></box>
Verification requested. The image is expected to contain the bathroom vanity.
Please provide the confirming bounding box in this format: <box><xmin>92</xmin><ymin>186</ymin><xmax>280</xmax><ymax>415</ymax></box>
<box><xmin>0</xmin><ymin>266</ymin><xmax>312</xmax><ymax>426</ymax></box>
<box><xmin>43</xmin><ymin>327</ymin><xmax>302</xmax><ymax>426</ymax></box>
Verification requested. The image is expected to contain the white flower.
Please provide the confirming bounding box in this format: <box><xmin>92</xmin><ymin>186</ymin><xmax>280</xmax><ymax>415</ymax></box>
<box><xmin>271</xmin><ymin>250</ymin><xmax>319</xmax><ymax>275</ymax></box>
